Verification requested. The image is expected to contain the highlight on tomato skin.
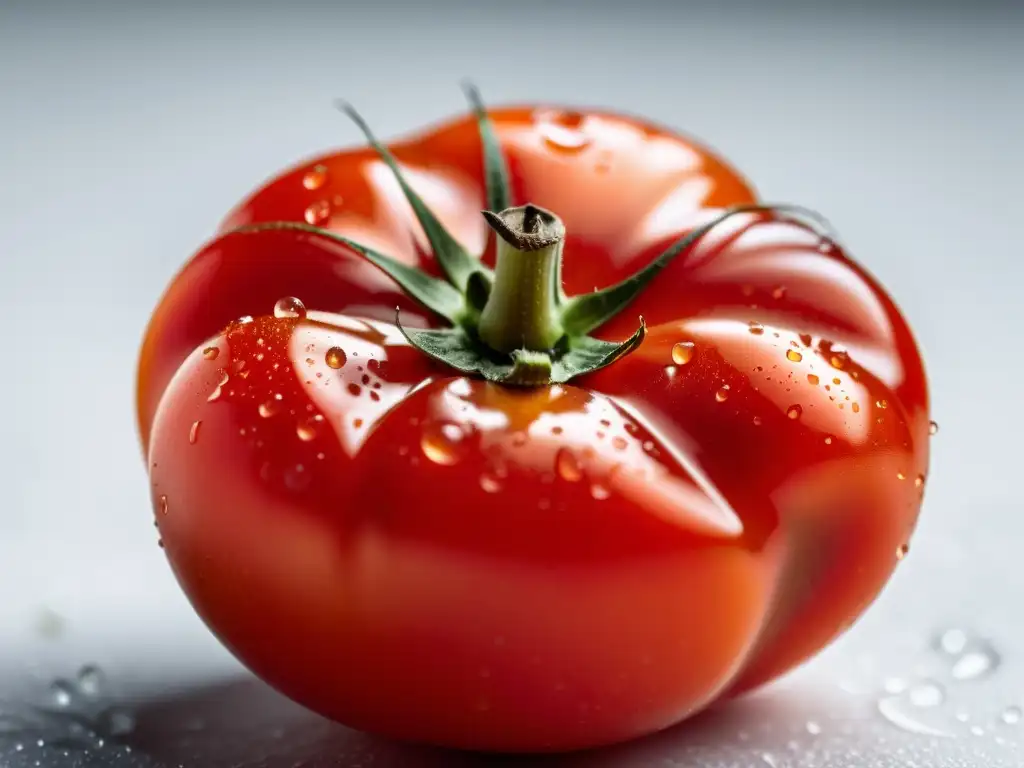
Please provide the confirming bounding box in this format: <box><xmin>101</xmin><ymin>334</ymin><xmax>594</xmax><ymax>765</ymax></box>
<box><xmin>139</xmin><ymin>93</ymin><xmax>930</xmax><ymax>753</ymax></box>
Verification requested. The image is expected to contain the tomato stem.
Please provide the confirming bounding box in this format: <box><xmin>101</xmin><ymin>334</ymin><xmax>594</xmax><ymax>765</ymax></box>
<box><xmin>477</xmin><ymin>204</ymin><xmax>566</xmax><ymax>354</ymax></box>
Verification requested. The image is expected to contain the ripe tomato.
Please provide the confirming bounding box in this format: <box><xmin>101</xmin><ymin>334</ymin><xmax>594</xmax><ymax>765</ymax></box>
<box><xmin>140</xmin><ymin>95</ymin><xmax>929</xmax><ymax>752</ymax></box>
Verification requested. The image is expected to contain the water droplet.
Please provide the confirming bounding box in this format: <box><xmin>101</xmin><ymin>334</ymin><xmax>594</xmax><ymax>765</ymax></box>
<box><xmin>77</xmin><ymin>664</ymin><xmax>104</xmax><ymax>697</ymax></box>
<box><xmin>787</xmin><ymin>404</ymin><xmax>803</xmax><ymax>420</ymax></box>
<box><xmin>480</xmin><ymin>474</ymin><xmax>502</xmax><ymax>493</ymax></box>
<box><xmin>805</xmin><ymin>720</ymin><xmax>822</xmax><ymax>735</ymax></box>
<box><xmin>14</xmin><ymin>743</ymin><xmax>23</xmax><ymax>752</ymax></box>
<box><xmin>752</xmin><ymin>415</ymin><xmax>763</xmax><ymax>426</ymax></box>
<box><xmin>202</xmin><ymin>346</ymin><xmax>220</xmax><ymax>360</ymax></box>
<box><xmin>876</xmin><ymin>399</ymin><xmax>889</xmax><ymax>409</ymax></box>
<box><xmin>952</xmin><ymin>643</ymin><xmax>1000</xmax><ymax>680</ymax></box>
<box><xmin>786</xmin><ymin>349</ymin><xmax>803</xmax><ymax>363</ymax></box>
<box><xmin>590</xmin><ymin>483</ymin><xmax>611</xmax><ymax>500</ymax></box>
<box><xmin>421</xmin><ymin>422</ymin><xmax>466</xmax><ymax>466</ymax></box>
<box><xmin>671</xmin><ymin>341</ymin><xmax>695</xmax><ymax>365</ymax></box>
<box><xmin>325</xmin><ymin>347</ymin><xmax>347</xmax><ymax>369</ymax></box>
<box><xmin>189</xmin><ymin>420</ymin><xmax>201</xmax><ymax>444</ymax></box>
<box><xmin>537</xmin><ymin>110</ymin><xmax>591</xmax><ymax>152</ymax></box>
<box><xmin>830</xmin><ymin>352</ymin><xmax>848</xmax><ymax>369</ymax></box>
<box><xmin>98</xmin><ymin>707</ymin><xmax>136</xmax><ymax>736</ymax></box>
<box><xmin>807</xmin><ymin>373</ymin><xmax>820</xmax><ymax>385</ymax></box>
<box><xmin>824</xmin><ymin>436</ymin><xmax>833</xmax><ymax>445</ymax></box>
<box><xmin>971</xmin><ymin>725</ymin><xmax>986</xmax><ymax>736</ymax></box>
<box><xmin>748</xmin><ymin>321</ymin><xmax>764</xmax><ymax>335</ymax></box>
<box><xmin>938</xmin><ymin>628</ymin><xmax>968</xmax><ymax>655</ymax></box>
<box><xmin>772</xmin><ymin>286</ymin><xmax>787</xmax><ymax>300</ymax></box>
<box><xmin>877</xmin><ymin>696</ymin><xmax>954</xmax><ymax>737</ymax></box>
<box><xmin>715</xmin><ymin>385</ymin><xmax>731</xmax><ymax>402</ymax></box>
<box><xmin>929</xmin><ymin>420</ymin><xmax>939</xmax><ymax>435</ymax></box>
<box><xmin>1001</xmin><ymin>705</ymin><xmax>1021</xmax><ymax>724</ymax></box>
<box><xmin>799</xmin><ymin>333</ymin><xmax>813</xmax><ymax>346</ymax></box>
<box><xmin>50</xmin><ymin>679</ymin><xmax>74</xmax><ymax>707</ymax></box>
<box><xmin>852</xmin><ymin>402</ymin><xmax>861</xmax><ymax>413</ymax></box>
<box><xmin>611</xmin><ymin>436</ymin><xmax>628</xmax><ymax>451</ymax></box>
<box><xmin>908</xmin><ymin>681</ymin><xmax>944</xmax><ymax>707</ymax></box>
<box><xmin>883</xmin><ymin>677</ymin><xmax>908</xmax><ymax>694</ymax></box>
<box><xmin>347</xmin><ymin>382</ymin><xmax>362</xmax><ymax>396</ymax></box>
<box><xmin>897</xmin><ymin>472</ymin><xmax>906</xmax><ymax>480</ymax></box>
<box><xmin>915</xmin><ymin>474</ymin><xmax>925</xmax><ymax>488</ymax></box>
<box><xmin>556</xmin><ymin>448</ymin><xmax>583</xmax><ymax>482</ymax></box>
<box><xmin>302</xmin><ymin>164</ymin><xmax>328</xmax><ymax>190</ymax></box>
<box><xmin>258</xmin><ymin>397</ymin><xmax>282</xmax><ymax>418</ymax></box>
<box><xmin>304</xmin><ymin>199</ymin><xmax>331</xmax><ymax>225</ymax></box>
<box><xmin>207</xmin><ymin>371</ymin><xmax>230</xmax><ymax>402</ymax></box>
<box><xmin>761</xmin><ymin>753</ymin><xmax>781</xmax><ymax>767</ymax></box>
<box><xmin>158</xmin><ymin>495</ymin><xmax>168</xmax><ymax>515</ymax></box>
<box><xmin>896</xmin><ymin>543</ymin><xmax>909</xmax><ymax>560</ymax></box>
<box><xmin>274</xmin><ymin>296</ymin><xmax>306</xmax><ymax>319</ymax></box>
<box><xmin>296</xmin><ymin>420</ymin><xmax>318</xmax><ymax>441</ymax></box>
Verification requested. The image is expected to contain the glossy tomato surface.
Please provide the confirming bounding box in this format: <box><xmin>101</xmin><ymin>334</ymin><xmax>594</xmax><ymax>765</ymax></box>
<box><xmin>141</xmin><ymin>106</ymin><xmax>929</xmax><ymax>752</ymax></box>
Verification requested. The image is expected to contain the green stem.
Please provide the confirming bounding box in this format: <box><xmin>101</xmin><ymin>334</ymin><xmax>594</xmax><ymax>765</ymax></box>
<box><xmin>477</xmin><ymin>204</ymin><xmax>566</xmax><ymax>354</ymax></box>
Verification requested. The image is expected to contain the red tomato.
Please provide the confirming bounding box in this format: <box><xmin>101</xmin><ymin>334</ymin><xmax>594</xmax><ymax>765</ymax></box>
<box><xmin>140</xmin><ymin>102</ymin><xmax>929</xmax><ymax>752</ymax></box>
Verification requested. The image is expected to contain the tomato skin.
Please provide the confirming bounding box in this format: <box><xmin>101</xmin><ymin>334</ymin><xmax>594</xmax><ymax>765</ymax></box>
<box><xmin>141</xmin><ymin>105</ymin><xmax>928</xmax><ymax>752</ymax></box>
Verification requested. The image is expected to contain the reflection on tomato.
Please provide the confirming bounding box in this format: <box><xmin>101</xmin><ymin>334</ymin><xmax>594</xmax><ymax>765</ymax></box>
<box><xmin>140</xmin><ymin>97</ymin><xmax>929</xmax><ymax>752</ymax></box>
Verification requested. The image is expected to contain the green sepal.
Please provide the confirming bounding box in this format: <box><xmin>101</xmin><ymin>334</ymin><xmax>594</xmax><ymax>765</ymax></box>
<box><xmin>229</xmin><ymin>221</ymin><xmax>464</xmax><ymax>323</ymax></box>
<box><xmin>560</xmin><ymin>204</ymin><xmax>839</xmax><ymax>336</ymax></box>
<box><xmin>462</xmin><ymin>82</ymin><xmax>512</xmax><ymax>214</ymax></box>
<box><xmin>338</xmin><ymin>101</ymin><xmax>488</xmax><ymax>292</ymax></box>
<box><xmin>396</xmin><ymin>310</ymin><xmax>646</xmax><ymax>386</ymax></box>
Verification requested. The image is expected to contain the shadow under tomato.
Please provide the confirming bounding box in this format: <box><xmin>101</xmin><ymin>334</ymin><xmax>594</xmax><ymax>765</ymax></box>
<box><xmin>127</xmin><ymin>674</ymin><xmax>834</xmax><ymax>768</ymax></box>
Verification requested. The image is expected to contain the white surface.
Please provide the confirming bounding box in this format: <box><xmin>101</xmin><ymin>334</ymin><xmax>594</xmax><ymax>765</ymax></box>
<box><xmin>1</xmin><ymin>2</ymin><xmax>1023</xmax><ymax>766</ymax></box>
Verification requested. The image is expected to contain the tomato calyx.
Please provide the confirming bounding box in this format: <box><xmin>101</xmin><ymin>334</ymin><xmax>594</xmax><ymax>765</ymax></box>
<box><xmin>228</xmin><ymin>86</ymin><xmax>838</xmax><ymax>387</ymax></box>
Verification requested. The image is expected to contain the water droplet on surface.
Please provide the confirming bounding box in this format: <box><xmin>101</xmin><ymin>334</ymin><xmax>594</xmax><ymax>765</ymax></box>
<box><xmin>761</xmin><ymin>753</ymin><xmax>781</xmax><ymax>768</ymax></box>
<box><xmin>420</xmin><ymin>422</ymin><xmax>466</xmax><ymax>466</ymax></box>
<box><xmin>830</xmin><ymin>352</ymin><xmax>847</xmax><ymax>369</ymax></box>
<box><xmin>258</xmin><ymin>398</ymin><xmax>281</xmax><ymax>418</ymax></box>
<box><xmin>799</xmin><ymin>333</ymin><xmax>813</xmax><ymax>346</ymax></box>
<box><xmin>296</xmin><ymin>420</ymin><xmax>318</xmax><ymax>441</ymax></box>
<box><xmin>537</xmin><ymin>110</ymin><xmax>591</xmax><ymax>152</ymax></box>
<box><xmin>876</xmin><ymin>399</ymin><xmax>889</xmax><ymax>409</ymax></box>
<box><xmin>302</xmin><ymin>164</ymin><xmax>328</xmax><ymax>190</ymax></box>
<box><xmin>202</xmin><ymin>346</ymin><xmax>219</xmax><ymax>360</ymax></box>
<box><xmin>556</xmin><ymin>448</ymin><xmax>583</xmax><ymax>482</ymax></box>
<box><xmin>805</xmin><ymin>720</ymin><xmax>822</xmax><ymax>735</ymax></box>
<box><xmin>883</xmin><ymin>677</ymin><xmax>908</xmax><ymax>694</ymax></box>
<box><xmin>818</xmin><ymin>237</ymin><xmax>835</xmax><ymax>253</ymax></box>
<box><xmin>772</xmin><ymin>286</ymin><xmax>787</xmax><ymax>300</ymax></box>
<box><xmin>852</xmin><ymin>402</ymin><xmax>861</xmax><ymax>413</ymax></box>
<box><xmin>304</xmin><ymin>199</ymin><xmax>331</xmax><ymax>225</ymax></box>
<box><xmin>50</xmin><ymin>679</ymin><xmax>74</xmax><ymax>707</ymax></box>
<box><xmin>1001</xmin><ymin>705</ymin><xmax>1022</xmax><ymax>724</ymax></box>
<box><xmin>897</xmin><ymin>472</ymin><xmax>907</xmax><ymax>480</ymax></box>
<box><xmin>786</xmin><ymin>349</ymin><xmax>803</xmax><ymax>363</ymax></box>
<box><xmin>590</xmin><ymin>483</ymin><xmax>611</xmax><ymax>500</ymax></box>
<box><xmin>824</xmin><ymin>436</ymin><xmax>833</xmax><ymax>445</ymax></box>
<box><xmin>938</xmin><ymin>628</ymin><xmax>968</xmax><ymax>655</ymax></box>
<box><xmin>787</xmin><ymin>404</ymin><xmax>803</xmax><ymax>420</ymax></box>
<box><xmin>189</xmin><ymin>420</ymin><xmax>201</xmax><ymax>445</ymax></box>
<box><xmin>671</xmin><ymin>341</ymin><xmax>695</xmax><ymax>365</ymax></box>
<box><xmin>158</xmin><ymin>495</ymin><xmax>168</xmax><ymax>515</ymax></box>
<box><xmin>929</xmin><ymin>420</ymin><xmax>939</xmax><ymax>435</ymax></box>
<box><xmin>915</xmin><ymin>474</ymin><xmax>925</xmax><ymax>488</ymax></box>
<box><xmin>748</xmin><ymin>321</ymin><xmax>764</xmax><ymax>335</ymax></box>
<box><xmin>877</xmin><ymin>695</ymin><xmax>954</xmax><ymax>738</ymax></box>
<box><xmin>98</xmin><ymin>707</ymin><xmax>136</xmax><ymax>737</ymax></box>
<box><xmin>752</xmin><ymin>415</ymin><xmax>763</xmax><ymax>426</ymax></box>
<box><xmin>480</xmin><ymin>474</ymin><xmax>502</xmax><ymax>493</ymax></box>
<box><xmin>896</xmin><ymin>543</ymin><xmax>909</xmax><ymax>560</ymax></box>
<box><xmin>325</xmin><ymin>347</ymin><xmax>347</xmax><ymax>369</ymax></box>
<box><xmin>970</xmin><ymin>725</ymin><xmax>986</xmax><ymax>736</ymax></box>
<box><xmin>908</xmin><ymin>681</ymin><xmax>944</xmax><ymax>707</ymax></box>
<box><xmin>807</xmin><ymin>373</ymin><xmax>820</xmax><ymax>385</ymax></box>
<box><xmin>611</xmin><ymin>436</ymin><xmax>628</xmax><ymax>451</ymax></box>
<box><xmin>274</xmin><ymin>296</ymin><xmax>307</xmax><ymax>319</ymax></box>
<box><xmin>952</xmin><ymin>643</ymin><xmax>1000</xmax><ymax>680</ymax></box>
<box><xmin>77</xmin><ymin>665</ymin><xmax>104</xmax><ymax>697</ymax></box>
<box><xmin>715</xmin><ymin>385</ymin><xmax>730</xmax><ymax>403</ymax></box>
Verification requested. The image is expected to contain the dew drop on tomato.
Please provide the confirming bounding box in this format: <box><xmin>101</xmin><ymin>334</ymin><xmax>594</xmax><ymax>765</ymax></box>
<box><xmin>325</xmin><ymin>347</ymin><xmax>347</xmax><ymax>369</ymax></box>
<box><xmin>304</xmin><ymin>200</ymin><xmax>331</xmax><ymax>226</ymax></box>
<box><xmin>274</xmin><ymin>296</ymin><xmax>307</xmax><ymax>319</ymax></box>
<box><xmin>748</xmin><ymin>321</ymin><xmax>764</xmax><ymax>335</ymax></box>
<box><xmin>929</xmin><ymin>420</ymin><xmax>939</xmax><ymax>435</ymax></box>
<box><xmin>536</xmin><ymin>110</ymin><xmax>592</xmax><ymax>153</ymax></box>
<box><xmin>787</xmin><ymin>404</ymin><xmax>802</xmax><ymax>420</ymax></box>
<box><xmin>258</xmin><ymin>396</ymin><xmax>282</xmax><ymax>418</ymax></box>
<box><xmin>896</xmin><ymin>543</ymin><xmax>909</xmax><ymax>560</ymax></box>
<box><xmin>671</xmin><ymin>341</ymin><xmax>695</xmax><ymax>365</ymax></box>
<box><xmin>302</xmin><ymin>164</ymin><xmax>328</xmax><ymax>190</ymax></box>
<box><xmin>420</xmin><ymin>422</ymin><xmax>466</xmax><ymax>466</ymax></box>
<box><xmin>590</xmin><ymin>483</ymin><xmax>611</xmax><ymax>500</ymax></box>
<box><xmin>189</xmin><ymin>420</ymin><xmax>201</xmax><ymax>445</ymax></box>
<box><xmin>555</xmin><ymin>448</ymin><xmax>583</xmax><ymax>482</ymax></box>
<box><xmin>715</xmin><ymin>385</ymin><xmax>730</xmax><ymax>403</ymax></box>
<box><xmin>479</xmin><ymin>473</ymin><xmax>502</xmax><ymax>493</ymax></box>
<box><xmin>296</xmin><ymin>420</ymin><xmax>318</xmax><ymax>442</ymax></box>
<box><xmin>807</xmin><ymin>374</ymin><xmax>820</xmax><ymax>386</ymax></box>
<box><xmin>202</xmin><ymin>347</ymin><xmax>219</xmax><ymax>360</ymax></box>
<box><xmin>786</xmin><ymin>349</ymin><xmax>803</xmax><ymax>363</ymax></box>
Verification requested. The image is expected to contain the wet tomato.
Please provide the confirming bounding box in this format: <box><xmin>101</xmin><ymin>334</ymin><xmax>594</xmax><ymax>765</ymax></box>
<box><xmin>140</xmin><ymin>90</ymin><xmax>929</xmax><ymax>752</ymax></box>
